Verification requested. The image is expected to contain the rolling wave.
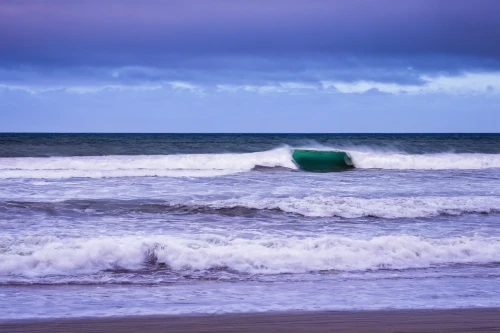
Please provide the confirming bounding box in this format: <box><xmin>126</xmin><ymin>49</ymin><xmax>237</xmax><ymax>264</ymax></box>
<box><xmin>0</xmin><ymin>147</ymin><xmax>500</xmax><ymax>179</ymax></box>
<box><xmin>1</xmin><ymin>234</ymin><xmax>500</xmax><ymax>277</ymax></box>
<box><xmin>3</xmin><ymin>196</ymin><xmax>500</xmax><ymax>218</ymax></box>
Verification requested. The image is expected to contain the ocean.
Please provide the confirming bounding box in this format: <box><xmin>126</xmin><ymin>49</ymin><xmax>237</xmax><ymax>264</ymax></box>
<box><xmin>1</xmin><ymin>133</ymin><xmax>500</xmax><ymax>319</ymax></box>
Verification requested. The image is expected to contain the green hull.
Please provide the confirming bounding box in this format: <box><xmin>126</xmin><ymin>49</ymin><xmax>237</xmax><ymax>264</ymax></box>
<box><xmin>292</xmin><ymin>149</ymin><xmax>354</xmax><ymax>172</ymax></box>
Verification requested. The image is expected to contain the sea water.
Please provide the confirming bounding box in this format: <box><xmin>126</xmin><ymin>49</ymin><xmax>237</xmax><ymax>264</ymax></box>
<box><xmin>0</xmin><ymin>133</ymin><xmax>500</xmax><ymax>318</ymax></box>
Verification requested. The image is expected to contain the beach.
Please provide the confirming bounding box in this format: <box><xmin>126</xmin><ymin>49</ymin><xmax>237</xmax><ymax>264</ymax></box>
<box><xmin>2</xmin><ymin>308</ymin><xmax>500</xmax><ymax>333</ymax></box>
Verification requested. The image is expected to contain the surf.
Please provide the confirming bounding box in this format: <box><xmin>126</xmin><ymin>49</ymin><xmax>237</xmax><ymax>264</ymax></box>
<box><xmin>2</xmin><ymin>234</ymin><xmax>500</xmax><ymax>278</ymax></box>
<box><xmin>1</xmin><ymin>147</ymin><xmax>500</xmax><ymax>179</ymax></box>
<box><xmin>349</xmin><ymin>151</ymin><xmax>500</xmax><ymax>170</ymax></box>
<box><xmin>0</xmin><ymin>148</ymin><xmax>297</xmax><ymax>179</ymax></box>
<box><xmin>3</xmin><ymin>196</ymin><xmax>500</xmax><ymax>218</ymax></box>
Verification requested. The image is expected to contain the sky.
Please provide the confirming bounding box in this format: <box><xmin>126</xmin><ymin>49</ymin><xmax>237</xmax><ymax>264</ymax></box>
<box><xmin>1</xmin><ymin>0</ymin><xmax>500</xmax><ymax>132</ymax></box>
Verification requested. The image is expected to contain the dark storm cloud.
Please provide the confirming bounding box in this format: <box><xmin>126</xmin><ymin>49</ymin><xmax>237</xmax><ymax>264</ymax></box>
<box><xmin>0</xmin><ymin>0</ymin><xmax>499</xmax><ymax>85</ymax></box>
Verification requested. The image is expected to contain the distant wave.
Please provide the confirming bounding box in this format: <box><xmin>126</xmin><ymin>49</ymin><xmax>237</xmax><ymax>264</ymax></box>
<box><xmin>3</xmin><ymin>196</ymin><xmax>500</xmax><ymax>219</ymax></box>
<box><xmin>1</xmin><ymin>147</ymin><xmax>500</xmax><ymax>179</ymax></box>
<box><xmin>2</xmin><ymin>234</ymin><xmax>500</xmax><ymax>277</ymax></box>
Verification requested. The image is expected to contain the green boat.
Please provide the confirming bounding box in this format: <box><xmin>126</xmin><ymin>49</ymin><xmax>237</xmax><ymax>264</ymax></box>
<box><xmin>292</xmin><ymin>149</ymin><xmax>354</xmax><ymax>172</ymax></box>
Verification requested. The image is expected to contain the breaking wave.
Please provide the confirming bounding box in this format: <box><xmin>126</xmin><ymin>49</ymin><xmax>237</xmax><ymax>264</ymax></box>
<box><xmin>207</xmin><ymin>195</ymin><xmax>500</xmax><ymax>218</ymax></box>
<box><xmin>349</xmin><ymin>151</ymin><xmax>500</xmax><ymax>170</ymax></box>
<box><xmin>0</xmin><ymin>148</ymin><xmax>296</xmax><ymax>179</ymax></box>
<box><xmin>1</xmin><ymin>147</ymin><xmax>500</xmax><ymax>179</ymax></box>
<box><xmin>3</xmin><ymin>196</ymin><xmax>500</xmax><ymax>219</ymax></box>
<box><xmin>1</xmin><ymin>234</ymin><xmax>500</xmax><ymax>277</ymax></box>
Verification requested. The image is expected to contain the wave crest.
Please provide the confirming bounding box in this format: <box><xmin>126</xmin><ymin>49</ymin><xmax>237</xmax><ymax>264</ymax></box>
<box><xmin>1</xmin><ymin>235</ymin><xmax>500</xmax><ymax>277</ymax></box>
<box><xmin>213</xmin><ymin>195</ymin><xmax>500</xmax><ymax>218</ymax></box>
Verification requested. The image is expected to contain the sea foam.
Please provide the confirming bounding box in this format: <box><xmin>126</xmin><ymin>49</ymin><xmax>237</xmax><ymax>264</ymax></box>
<box><xmin>1</xmin><ymin>234</ymin><xmax>500</xmax><ymax>277</ymax></box>
<box><xmin>349</xmin><ymin>151</ymin><xmax>500</xmax><ymax>170</ymax></box>
<box><xmin>204</xmin><ymin>195</ymin><xmax>500</xmax><ymax>218</ymax></box>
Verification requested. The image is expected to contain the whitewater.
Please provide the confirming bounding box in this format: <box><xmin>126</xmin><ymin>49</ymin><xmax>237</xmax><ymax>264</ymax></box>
<box><xmin>1</xmin><ymin>147</ymin><xmax>500</xmax><ymax>179</ymax></box>
<box><xmin>1</xmin><ymin>133</ymin><xmax>500</xmax><ymax>319</ymax></box>
<box><xmin>2</xmin><ymin>234</ymin><xmax>500</xmax><ymax>279</ymax></box>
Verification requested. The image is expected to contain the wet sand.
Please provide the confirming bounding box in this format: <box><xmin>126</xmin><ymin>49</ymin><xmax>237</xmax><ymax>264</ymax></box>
<box><xmin>2</xmin><ymin>308</ymin><xmax>500</xmax><ymax>333</ymax></box>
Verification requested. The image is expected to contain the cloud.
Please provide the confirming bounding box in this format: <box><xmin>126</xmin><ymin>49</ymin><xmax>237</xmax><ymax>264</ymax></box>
<box><xmin>0</xmin><ymin>83</ymin><xmax>163</xmax><ymax>95</ymax></box>
<box><xmin>1</xmin><ymin>0</ymin><xmax>499</xmax><ymax>96</ymax></box>
<box><xmin>1</xmin><ymin>0</ymin><xmax>500</xmax><ymax>69</ymax></box>
<box><xmin>2</xmin><ymin>71</ymin><xmax>499</xmax><ymax>97</ymax></box>
<box><xmin>324</xmin><ymin>72</ymin><xmax>500</xmax><ymax>95</ymax></box>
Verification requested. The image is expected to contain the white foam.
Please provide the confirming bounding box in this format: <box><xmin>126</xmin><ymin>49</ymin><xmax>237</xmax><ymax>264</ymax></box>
<box><xmin>349</xmin><ymin>151</ymin><xmax>500</xmax><ymax>170</ymax></box>
<box><xmin>204</xmin><ymin>195</ymin><xmax>500</xmax><ymax>218</ymax></box>
<box><xmin>2</xmin><ymin>234</ymin><xmax>500</xmax><ymax>276</ymax></box>
<box><xmin>0</xmin><ymin>148</ymin><xmax>296</xmax><ymax>179</ymax></box>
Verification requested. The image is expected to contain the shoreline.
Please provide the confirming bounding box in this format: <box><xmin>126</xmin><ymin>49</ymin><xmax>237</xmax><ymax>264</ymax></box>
<box><xmin>2</xmin><ymin>308</ymin><xmax>500</xmax><ymax>333</ymax></box>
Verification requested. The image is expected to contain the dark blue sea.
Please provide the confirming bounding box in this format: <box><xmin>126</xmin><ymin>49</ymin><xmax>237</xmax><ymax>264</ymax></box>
<box><xmin>1</xmin><ymin>133</ymin><xmax>500</xmax><ymax>318</ymax></box>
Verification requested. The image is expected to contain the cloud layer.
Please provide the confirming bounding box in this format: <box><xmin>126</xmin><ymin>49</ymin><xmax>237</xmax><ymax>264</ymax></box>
<box><xmin>2</xmin><ymin>0</ymin><xmax>500</xmax><ymax>64</ymax></box>
<box><xmin>1</xmin><ymin>0</ymin><xmax>500</xmax><ymax>86</ymax></box>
